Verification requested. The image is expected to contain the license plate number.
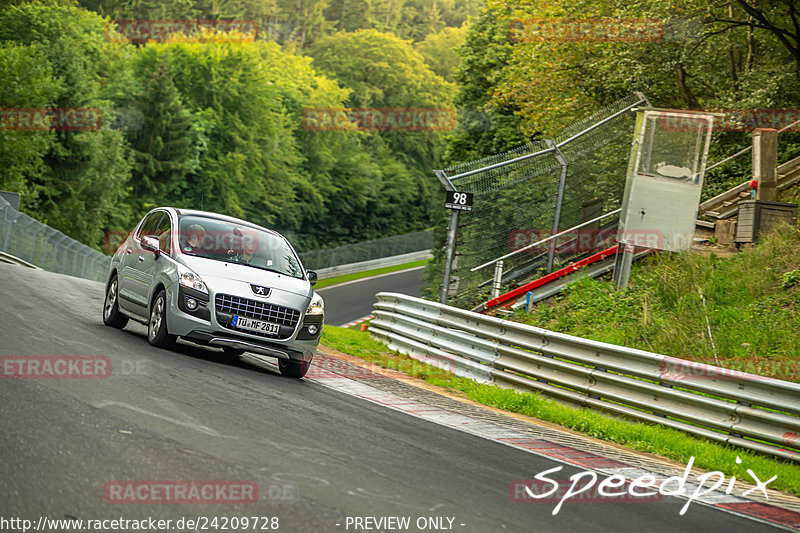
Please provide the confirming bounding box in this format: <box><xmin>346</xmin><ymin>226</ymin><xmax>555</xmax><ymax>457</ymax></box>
<box><xmin>232</xmin><ymin>316</ymin><xmax>280</xmax><ymax>335</ymax></box>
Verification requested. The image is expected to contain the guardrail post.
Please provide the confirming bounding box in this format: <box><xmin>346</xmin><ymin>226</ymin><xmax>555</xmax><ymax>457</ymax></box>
<box><xmin>545</xmin><ymin>140</ymin><xmax>568</xmax><ymax>272</ymax></box>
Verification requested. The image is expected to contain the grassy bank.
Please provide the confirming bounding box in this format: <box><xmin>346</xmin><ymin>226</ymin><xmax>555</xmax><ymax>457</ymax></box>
<box><xmin>516</xmin><ymin>225</ymin><xmax>800</xmax><ymax>382</ymax></box>
<box><xmin>314</xmin><ymin>259</ymin><xmax>429</xmax><ymax>289</ymax></box>
<box><xmin>320</xmin><ymin>326</ymin><xmax>800</xmax><ymax>496</ymax></box>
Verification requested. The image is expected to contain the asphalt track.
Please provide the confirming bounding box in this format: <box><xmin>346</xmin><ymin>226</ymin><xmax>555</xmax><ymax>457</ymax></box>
<box><xmin>315</xmin><ymin>267</ymin><xmax>425</xmax><ymax>326</ymax></box>
<box><xmin>0</xmin><ymin>263</ymin><xmax>789</xmax><ymax>533</ymax></box>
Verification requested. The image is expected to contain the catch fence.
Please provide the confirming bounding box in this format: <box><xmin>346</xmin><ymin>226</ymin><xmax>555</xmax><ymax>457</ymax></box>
<box><xmin>436</xmin><ymin>93</ymin><xmax>649</xmax><ymax>307</ymax></box>
<box><xmin>0</xmin><ymin>197</ymin><xmax>110</xmax><ymax>281</ymax></box>
<box><xmin>298</xmin><ymin>230</ymin><xmax>434</xmax><ymax>270</ymax></box>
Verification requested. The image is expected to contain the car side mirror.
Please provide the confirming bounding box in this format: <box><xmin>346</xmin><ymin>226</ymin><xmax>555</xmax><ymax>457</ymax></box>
<box><xmin>140</xmin><ymin>235</ymin><xmax>161</xmax><ymax>258</ymax></box>
<box><xmin>306</xmin><ymin>270</ymin><xmax>318</xmax><ymax>286</ymax></box>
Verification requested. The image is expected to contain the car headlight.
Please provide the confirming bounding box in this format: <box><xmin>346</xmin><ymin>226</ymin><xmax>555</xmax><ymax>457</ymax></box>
<box><xmin>307</xmin><ymin>294</ymin><xmax>324</xmax><ymax>315</ymax></box>
<box><xmin>180</xmin><ymin>270</ymin><xmax>208</xmax><ymax>294</ymax></box>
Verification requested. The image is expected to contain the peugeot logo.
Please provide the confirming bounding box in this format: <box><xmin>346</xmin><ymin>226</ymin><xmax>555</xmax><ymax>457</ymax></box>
<box><xmin>251</xmin><ymin>284</ymin><xmax>270</xmax><ymax>297</ymax></box>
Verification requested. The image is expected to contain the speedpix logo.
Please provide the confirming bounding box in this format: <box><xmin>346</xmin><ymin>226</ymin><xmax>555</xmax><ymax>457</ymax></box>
<box><xmin>511</xmin><ymin>456</ymin><xmax>776</xmax><ymax>516</ymax></box>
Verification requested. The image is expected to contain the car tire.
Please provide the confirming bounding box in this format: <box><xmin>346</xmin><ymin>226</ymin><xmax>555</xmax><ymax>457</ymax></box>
<box><xmin>148</xmin><ymin>289</ymin><xmax>176</xmax><ymax>348</ymax></box>
<box><xmin>278</xmin><ymin>358</ymin><xmax>310</xmax><ymax>378</ymax></box>
<box><xmin>222</xmin><ymin>347</ymin><xmax>245</xmax><ymax>356</ymax></box>
<box><xmin>103</xmin><ymin>275</ymin><xmax>128</xmax><ymax>329</ymax></box>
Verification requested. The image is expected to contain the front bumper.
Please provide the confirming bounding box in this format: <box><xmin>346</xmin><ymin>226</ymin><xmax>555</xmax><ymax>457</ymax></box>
<box><xmin>166</xmin><ymin>282</ymin><xmax>322</xmax><ymax>361</ymax></box>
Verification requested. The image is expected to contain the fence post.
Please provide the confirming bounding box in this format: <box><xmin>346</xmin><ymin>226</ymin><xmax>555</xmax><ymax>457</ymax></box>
<box><xmin>436</xmin><ymin>169</ymin><xmax>460</xmax><ymax>305</ymax></box>
<box><xmin>80</xmin><ymin>251</ymin><xmax>89</xmax><ymax>278</ymax></box>
<box><xmin>753</xmin><ymin>128</ymin><xmax>778</xmax><ymax>201</ymax></box>
<box><xmin>28</xmin><ymin>225</ymin><xmax>45</xmax><ymax>266</ymax></box>
<box><xmin>0</xmin><ymin>204</ymin><xmax>12</xmax><ymax>251</ymax></box>
<box><xmin>53</xmin><ymin>235</ymin><xmax>69</xmax><ymax>273</ymax></box>
<box><xmin>614</xmin><ymin>242</ymin><xmax>635</xmax><ymax>291</ymax></box>
<box><xmin>15</xmin><ymin>218</ymin><xmax>35</xmax><ymax>258</ymax></box>
<box><xmin>491</xmin><ymin>259</ymin><xmax>504</xmax><ymax>299</ymax></box>
<box><xmin>440</xmin><ymin>209</ymin><xmax>460</xmax><ymax>304</ymax></box>
<box><xmin>546</xmin><ymin>140</ymin><xmax>568</xmax><ymax>272</ymax></box>
<box><xmin>40</xmin><ymin>230</ymin><xmax>57</xmax><ymax>270</ymax></box>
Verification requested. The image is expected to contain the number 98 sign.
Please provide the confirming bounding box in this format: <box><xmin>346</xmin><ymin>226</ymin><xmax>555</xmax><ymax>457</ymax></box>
<box><xmin>445</xmin><ymin>191</ymin><xmax>474</xmax><ymax>212</ymax></box>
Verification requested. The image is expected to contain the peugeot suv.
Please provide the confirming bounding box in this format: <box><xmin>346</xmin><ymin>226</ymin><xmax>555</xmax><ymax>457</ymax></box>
<box><xmin>102</xmin><ymin>208</ymin><xmax>324</xmax><ymax>378</ymax></box>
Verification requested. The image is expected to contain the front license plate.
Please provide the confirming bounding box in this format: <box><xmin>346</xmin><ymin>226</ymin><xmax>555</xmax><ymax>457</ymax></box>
<box><xmin>232</xmin><ymin>315</ymin><xmax>280</xmax><ymax>335</ymax></box>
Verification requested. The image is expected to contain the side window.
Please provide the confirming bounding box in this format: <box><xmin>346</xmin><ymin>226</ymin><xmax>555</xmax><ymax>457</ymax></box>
<box><xmin>138</xmin><ymin>212</ymin><xmax>164</xmax><ymax>239</ymax></box>
<box><xmin>155</xmin><ymin>214</ymin><xmax>172</xmax><ymax>254</ymax></box>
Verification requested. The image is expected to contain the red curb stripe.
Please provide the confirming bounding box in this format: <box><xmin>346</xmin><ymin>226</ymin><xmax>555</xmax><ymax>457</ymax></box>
<box><xmin>716</xmin><ymin>502</ymin><xmax>800</xmax><ymax>529</ymax></box>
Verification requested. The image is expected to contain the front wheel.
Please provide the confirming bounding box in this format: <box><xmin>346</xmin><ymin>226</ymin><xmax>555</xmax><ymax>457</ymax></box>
<box><xmin>278</xmin><ymin>358</ymin><xmax>310</xmax><ymax>378</ymax></box>
<box><xmin>148</xmin><ymin>289</ymin><xmax>176</xmax><ymax>348</ymax></box>
<box><xmin>103</xmin><ymin>276</ymin><xmax>128</xmax><ymax>329</ymax></box>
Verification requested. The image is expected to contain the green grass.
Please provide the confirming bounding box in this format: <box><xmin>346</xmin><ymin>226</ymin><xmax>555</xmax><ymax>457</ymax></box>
<box><xmin>320</xmin><ymin>325</ymin><xmax>800</xmax><ymax>496</ymax></box>
<box><xmin>320</xmin><ymin>325</ymin><xmax>452</xmax><ymax>380</ymax></box>
<box><xmin>516</xmin><ymin>224</ymin><xmax>800</xmax><ymax>382</ymax></box>
<box><xmin>314</xmin><ymin>259</ymin><xmax>430</xmax><ymax>289</ymax></box>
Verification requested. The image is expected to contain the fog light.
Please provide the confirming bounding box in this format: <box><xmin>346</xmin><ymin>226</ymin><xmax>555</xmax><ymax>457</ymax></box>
<box><xmin>307</xmin><ymin>324</ymin><xmax>318</xmax><ymax>335</ymax></box>
<box><xmin>186</xmin><ymin>297</ymin><xmax>198</xmax><ymax>310</ymax></box>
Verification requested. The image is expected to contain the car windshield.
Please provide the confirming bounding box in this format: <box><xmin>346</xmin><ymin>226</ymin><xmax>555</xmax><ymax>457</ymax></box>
<box><xmin>178</xmin><ymin>215</ymin><xmax>304</xmax><ymax>279</ymax></box>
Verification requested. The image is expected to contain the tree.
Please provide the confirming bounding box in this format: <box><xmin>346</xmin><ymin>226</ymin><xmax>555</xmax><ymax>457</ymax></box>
<box><xmin>133</xmin><ymin>36</ymin><xmax>302</xmax><ymax>227</ymax></box>
<box><xmin>308</xmin><ymin>29</ymin><xmax>456</xmax><ymax>239</ymax></box>
<box><xmin>415</xmin><ymin>24</ymin><xmax>467</xmax><ymax>82</ymax></box>
<box><xmin>443</xmin><ymin>2</ymin><xmax>528</xmax><ymax>166</ymax></box>
<box><xmin>0</xmin><ymin>0</ymin><xmax>133</xmax><ymax>247</ymax></box>
<box><xmin>710</xmin><ymin>0</ymin><xmax>800</xmax><ymax>79</ymax></box>
<box><xmin>0</xmin><ymin>42</ymin><xmax>58</xmax><ymax>205</ymax></box>
<box><xmin>124</xmin><ymin>57</ymin><xmax>201</xmax><ymax>213</ymax></box>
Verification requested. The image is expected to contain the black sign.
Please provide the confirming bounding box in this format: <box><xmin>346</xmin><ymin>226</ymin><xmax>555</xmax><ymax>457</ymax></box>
<box><xmin>445</xmin><ymin>191</ymin><xmax>473</xmax><ymax>211</ymax></box>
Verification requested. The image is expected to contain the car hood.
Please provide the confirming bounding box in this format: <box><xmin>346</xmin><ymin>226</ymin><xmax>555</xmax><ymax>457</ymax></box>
<box><xmin>177</xmin><ymin>255</ymin><xmax>313</xmax><ymax>299</ymax></box>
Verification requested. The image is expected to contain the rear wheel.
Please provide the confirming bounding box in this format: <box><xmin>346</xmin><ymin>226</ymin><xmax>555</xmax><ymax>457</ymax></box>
<box><xmin>148</xmin><ymin>289</ymin><xmax>176</xmax><ymax>348</ymax></box>
<box><xmin>102</xmin><ymin>276</ymin><xmax>128</xmax><ymax>329</ymax></box>
<box><xmin>279</xmin><ymin>358</ymin><xmax>310</xmax><ymax>378</ymax></box>
<box><xmin>222</xmin><ymin>347</ymin><xmax>245</xmax><ymax>356</ymax></box>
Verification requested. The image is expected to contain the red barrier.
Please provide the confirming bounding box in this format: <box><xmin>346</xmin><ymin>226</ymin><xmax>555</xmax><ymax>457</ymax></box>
<box><xmin>474</xmin><ymin>245</ymin><xmax>620</xmax><ymax>313</ymax></box>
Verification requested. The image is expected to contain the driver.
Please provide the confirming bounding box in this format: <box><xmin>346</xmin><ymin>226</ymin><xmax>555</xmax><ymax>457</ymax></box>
<box><xmin>183</xmin><ymin>224</ymin><xmax>207</xmax><ymax>253</ymax></box>
<box><xmin>240</xmin><ymin>239</ymin><xmax>258</xmax><ymax>263</ymax></box>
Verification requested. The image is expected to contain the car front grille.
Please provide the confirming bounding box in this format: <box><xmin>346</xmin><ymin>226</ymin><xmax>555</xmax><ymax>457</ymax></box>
<box><xmin>215</xmin><ymin>294</ymin><xmax>301</xmax><ymax>332</ymax></box>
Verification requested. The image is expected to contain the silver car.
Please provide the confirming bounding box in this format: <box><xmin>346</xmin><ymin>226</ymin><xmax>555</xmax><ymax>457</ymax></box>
<box><xmin>102</xmin><ymin>207</ymin><xmax>324</xmax><ymax>378</ymax></box>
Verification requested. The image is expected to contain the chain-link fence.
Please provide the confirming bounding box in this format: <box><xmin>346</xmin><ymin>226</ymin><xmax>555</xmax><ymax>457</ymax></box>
<box><xmin>0</xmin><ymin>197</ymin><xmax>110</xmax><ymax>282</ymax></box>
<box><xmin>299</xmin><ymin>229</ymin><xmax>434</xmax><ymax>270</ymax></box>
<box><xmin>437</xmin><ymin>93</ymin><xmax>648</xmax><ymax>308</ymax></box>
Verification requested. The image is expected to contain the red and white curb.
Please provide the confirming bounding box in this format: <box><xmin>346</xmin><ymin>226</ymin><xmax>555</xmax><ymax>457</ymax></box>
<box><xmin>309</xmin><ymin>372</ymin><xmax>800</xmax><ymax>530</ymax></box>
<box><xmin>338</xmin><ymin>315</ymin><xmax>373</xmax><ymax>328</ymax></box>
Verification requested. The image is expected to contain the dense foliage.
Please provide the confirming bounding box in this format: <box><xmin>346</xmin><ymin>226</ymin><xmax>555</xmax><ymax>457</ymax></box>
<box><xmin>448</xmin><ymin>0</ymin><xmax>800</xmax><ymax>170</ymax></box>
<box><xmin>0</xmin><ymin>0</ymin><xmax>469</xmax><ymax>250</ymax></box>
<box><xmin>3</xmin><ymin>0</ymin><xmax>800</xmax><ymax>256</ymax></box>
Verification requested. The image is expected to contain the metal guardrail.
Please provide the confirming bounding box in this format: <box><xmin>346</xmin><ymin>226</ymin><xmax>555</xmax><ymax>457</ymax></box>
<box><xmin>298</xmin><ymin>230</ymin><xmax>434</xmax><ymax>271</ymax></box>
<box><xmin>0</xmin><ymin>250</ymin><xmax>43</xmax><ymax>269</ymax></box>
<box><xmin>0</xmin><ymin>198</ymin><xmax>110</xmax><ymax>282</ymax></box>
<box><xmin>370</xmin><ymin>292</ymin><xmax>800</xmax><ymax>463</ymax></box>
<box><xmin>314</xmin><ymin>250</ymin><xmax>432</xmax><ymax>280</ymax></box>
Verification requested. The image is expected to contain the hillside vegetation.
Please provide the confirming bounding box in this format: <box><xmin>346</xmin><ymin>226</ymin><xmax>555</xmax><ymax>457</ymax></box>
<box><xmin>515</xmin><ymin>225</ymin><xmax>800</xmax><ymax>382</ymax></box>
<box><xmin>0</xmin><ymin>0</ymin><xmax>475</xmax><ymax>252</ymax></box>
